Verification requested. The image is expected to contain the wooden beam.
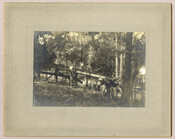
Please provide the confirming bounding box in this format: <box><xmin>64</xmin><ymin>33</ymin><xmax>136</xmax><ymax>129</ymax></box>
<box><xmin>40</xmin><ymin>71</ymin><xmax>83</xmax><ymax>84</ymax></box>
<box><xmin>45</xmin><ymin>74</ymin><xmax>52</xmax><ymax>81</ymax></box>
<box><xmin>76</xmin><ymin>71</ymin><xmax>105</xmax><ymax>78</ymax></box>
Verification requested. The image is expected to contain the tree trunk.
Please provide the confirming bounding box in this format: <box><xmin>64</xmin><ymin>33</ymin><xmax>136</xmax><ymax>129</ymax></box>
<box><xmin>122</xmin><ymin>32</ymin><xmax>133</xmax><ymax>104</ymax></box>
<box><xmin>115</xmin><ymin>35</ymin><xmax>119</xmax><ymax>77</ymax></box>
<box><xmin>119</xmin><ymin>53</ymin><xmax>123</xmax><ymax>77</ymax></box>
<box><xmin>116</xmin><ymin>54</ymin><xmax>119</xmax><ymax>77</ymax></box>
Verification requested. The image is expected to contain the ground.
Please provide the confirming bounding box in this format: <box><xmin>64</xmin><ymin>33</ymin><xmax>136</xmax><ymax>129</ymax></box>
<box><xmin>33</xmin><ymin>81</ymin><xmax>122</xmax><ymax>107</ymax></box>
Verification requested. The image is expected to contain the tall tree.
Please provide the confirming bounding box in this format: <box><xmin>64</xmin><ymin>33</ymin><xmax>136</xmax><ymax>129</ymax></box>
<box><xmin>34</xmin><ymin>31</ymin><xmax>56</xmax><ymax>79</ymax></box>
<box><xmin>122</xmin><ymin>32</ymin><xmax>133</xmax><ymax>103</ymax></box>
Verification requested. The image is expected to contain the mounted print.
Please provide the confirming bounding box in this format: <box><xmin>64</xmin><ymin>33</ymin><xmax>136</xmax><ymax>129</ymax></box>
<box><xmin>4</xmin><ymin>3</ymin><xmax>171</xmax><ymax>137</ymax></box>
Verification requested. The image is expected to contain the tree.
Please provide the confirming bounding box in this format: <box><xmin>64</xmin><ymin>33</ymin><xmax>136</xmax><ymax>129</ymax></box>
<box><xmin>34</xmin><ymin>31</ymin><xmax>56</xmax><ymax>79</ymax></box>
<box><xmin>121</xmin><ymin>32</ymin><xmax>146</xmax><ymax>104</ymax></box>
<box><xmin>89</xmin><ymin>32</ymin><xmax>117</xmax><ymax>77</ymax></box>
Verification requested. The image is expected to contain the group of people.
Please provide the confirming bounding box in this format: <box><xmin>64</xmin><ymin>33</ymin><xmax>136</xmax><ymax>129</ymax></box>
<box><xmin>82</xmin><ymin>76</ymin><xmax>123</xmax><ymax>99</ymax></box>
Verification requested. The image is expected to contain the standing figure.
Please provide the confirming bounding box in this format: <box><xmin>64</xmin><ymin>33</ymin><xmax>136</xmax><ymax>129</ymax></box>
<box><xmin>106</xmin><ymin>81</ymin><xmax>112</xmax><ymax>99</ymax></box>
<box><xmin>88</xmin><ymin>79</ymin><xmax>92</xmax><ymax>90</ymax></box>
<box><xmin>97</xmin><ymin>80</ymin><xmax>101</xmax><ymax>92</ymax></box>
<box><xmin>100</xmin><ymin>84</ymin><xmax>106</xmax><ymax>96</ymax></box>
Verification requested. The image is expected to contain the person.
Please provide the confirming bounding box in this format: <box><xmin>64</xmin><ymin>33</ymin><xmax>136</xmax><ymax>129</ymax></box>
<box><xmin>101</xmin><ymin>84</ymin><xmax>106</xmax><ymax>96</ymax></box>
<box><xmin>97</xmin><ymin>79</ymin><xmax>101</xmax><ymax>92</ymax></box>
<box><xmin>116</xmin><ymin>85</ymin><xmax>123</xmax><ymax>99</ymax></box>
<box><xmin>105</xmin><ymin>80</ymin><xmax>111</xmax><ymax>99</ymax></box>
<box><xmin>88</xmin><ymin>79</ymin><xmax>92</xmax><ymax>90</ymax></box>
<box><xmin>100</xmin><ymin>78</ymin><xmax>106</xmax><ymax>96</ymax></box>
<box><xmin>91</xmin><ymin>80</ymin><xmax>95</xmax><ymax>90</ymax></box>
<box><xmin>93</xmin><ymin>80</ymin><xmax>97</xmax><ymax>90</ymax></box>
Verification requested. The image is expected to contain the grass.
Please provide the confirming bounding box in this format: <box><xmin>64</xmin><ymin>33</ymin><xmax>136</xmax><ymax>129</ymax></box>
<box><xmin>33</xmin><ymin>81</ymin><xmax>120</xmax><ymax>107</ymax></box>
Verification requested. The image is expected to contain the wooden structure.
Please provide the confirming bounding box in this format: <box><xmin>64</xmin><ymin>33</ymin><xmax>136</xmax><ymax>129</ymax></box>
<box><xmin>36</xmin><ymin>64</ymin><xmax>120</xmax><ymax>87</ymax></box>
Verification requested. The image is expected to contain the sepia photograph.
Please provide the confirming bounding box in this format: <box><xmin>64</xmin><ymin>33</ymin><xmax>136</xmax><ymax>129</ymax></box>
<box><xmin>33</xmin><ymin>31</ymin><xmax>146</xmax><ymax>107</ymax></box>
<box><xmin>3</xmin><ymin>2</ymin><xmax>172</xmax><ymax>137</ymax></box>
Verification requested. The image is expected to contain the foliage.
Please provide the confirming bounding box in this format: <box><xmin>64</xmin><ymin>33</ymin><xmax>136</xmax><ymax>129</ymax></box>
<box><xmin>34</xmin><ymin>31</ymin><xmax>146</xmax><ymax>101</ymax></box>
<box><xmin>34</xmin><ymin>31</ymin><xmax>56</xmax><ymax>70</ymax></box>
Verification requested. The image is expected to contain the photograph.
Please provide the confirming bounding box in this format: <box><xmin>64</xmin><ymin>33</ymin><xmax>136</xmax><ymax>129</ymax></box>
<box><xmin>2</xmin><ymin>2</ymin><xmax>172</xmax><ymax>137</ymax></box>
<box><xmin>33</xmin><ymin>31</ymin><xmax>146</xmax><ymax>107</ymax></box>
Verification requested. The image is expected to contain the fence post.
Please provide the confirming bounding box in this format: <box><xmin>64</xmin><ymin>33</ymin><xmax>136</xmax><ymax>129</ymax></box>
<box><xmin>38</xmin><ymin>65</ymin><xmax>41</xmax><ymax>80</ymax></box>
<box><xmin>55</xmin><ymin>67</ymin><xmax>58</xmax><ymax>83</ymax></box>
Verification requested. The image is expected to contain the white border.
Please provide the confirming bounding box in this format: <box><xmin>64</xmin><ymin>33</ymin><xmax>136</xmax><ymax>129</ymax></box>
<box><xmin>0</xmin><ymin>0</ymin><xmax>174</xmax><ymax>138</ymax></box>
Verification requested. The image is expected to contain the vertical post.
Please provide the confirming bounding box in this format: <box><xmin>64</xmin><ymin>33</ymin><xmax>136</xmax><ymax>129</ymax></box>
<box><xmin>115</xmin><ymin>34</ymin><xmax>119</xmax><ymax>77</ymax></box>
<box><xmin>56</xmin><ymin>75</ymin><xmax>58</xmax><ymax>83</ymax></box>
<box><xmin>69</xmin><ymin>71</ymin><xmax>72</xmax><ymax>86</ymax></box>
<box><xmin>71</xmin><ymin>71</ymin><xmax>73</xmax><ymax>86</ymax></box>
<box><xmin>119</xmin><ymin>53</ymin><xmax>123</xmax><ymax>77</ymax></box>
<box><xmin>65</xmin><ymin>58</ymin><xmax>68</xmax><ymax>76</ymax></box>
<box><xmin>69</xmin><ymin>66</ymin><xmax>73</xmax><ymax>86</ymax></box>
<box><xmin>116</xmin><ymin>55</ymin><xmax>119</xmax><ymax>77</ymax></box>
<box><xmin>55</xmin><ymin>67</ymin><xmax>58</xmax><ymax>83</ymax></box>
<box><xmin>69</xmin><ymin>74</ymin><xmax>71</xmax><ymax>85</ymax></box>
<box><xmin>38</xmin><ymin>65</ymin><xmax>41</xmax><ymax>80</ymax></box>
<box><xmin>75</xmin><ymin>72</ymin><xmax>78</xmax><ymax>86</ymax></box>
<box><xmin>45</xmin><ymin>69</ymin><xmax>47</xmax><ymax>80</ymax></box>
<box><xmin>134</xmin><ymin>85</ymin><xmax>136</xmax><ymax>101</ymax></box>
<box><xmin>86</xmin><ymin>75</ymin><xmax>88</xmax><ymax>87</ymax></box>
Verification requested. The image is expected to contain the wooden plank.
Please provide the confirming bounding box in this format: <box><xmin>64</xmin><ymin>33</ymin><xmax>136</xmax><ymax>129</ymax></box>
<box><xmin>76</xmin><ymin>71</ymin><xmax>106</xmax><ymax>78</ymax></box>
<box><xmin>40</xmin><ymin>71</ymin><xmax>83</xmax><ymax>84</ymax></box>
<box><xmin>45</xmin><ymin>74</ymin><xmax>53</xmax><ymax>81</ymax></box>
